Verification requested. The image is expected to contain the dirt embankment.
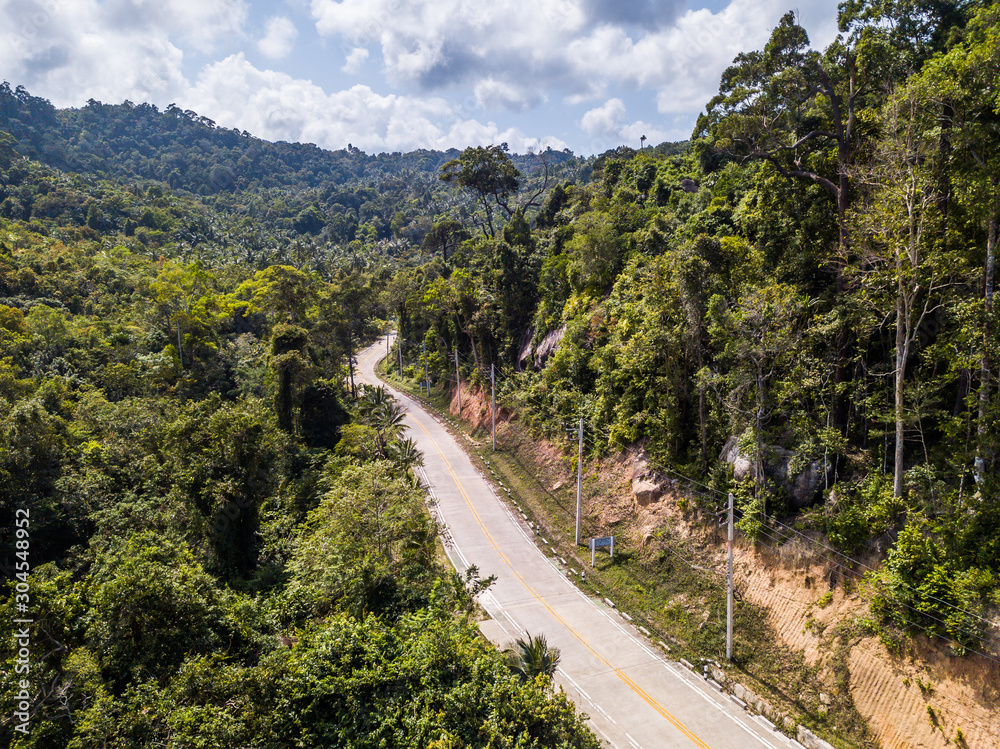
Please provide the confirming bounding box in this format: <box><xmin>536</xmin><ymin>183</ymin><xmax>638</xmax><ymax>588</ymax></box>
<box><xmin>734</xmin><ymin>544</ymin><xmax>1000</xmax><ymax>749</ymax></box>
<box><xmin>448</xmin><ymin>381</ymin><xmax>1000</xmax><ymax>749</ymax></box>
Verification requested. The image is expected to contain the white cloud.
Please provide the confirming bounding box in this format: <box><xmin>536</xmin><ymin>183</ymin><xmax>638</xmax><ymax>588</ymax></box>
<box><xmin>158</xmin><ymin>0</ymin><xmax>248</xmax><ymax>54</ymax></box>
<box><xmin>580</xmin><ymin>98</ymin><xmax>670</xmax><ymax>150</ymax></box>
<box><xmin>309</xmin><ymin>0</ymin><xmax>839</xmax><ymax>119</ymax></box>
<box><xmin>309</xmin><ymin>0</ymin><xmax>658</xmax><ymax>91</ymax></box>
<box><xmin>341</xmin><ymin>46</ymin><xmax>369</xmax><ymax>74</ymax></box>
<box><xmin>0</xmin><ymin>0</ymin><xmax>191</xmax><ymax>106</ymax></box>
<box><xmin>258</xmin><ymin>16</ymin><xmax>298</xmax><ymax>60</ymax></box>
<box><xmin>184</xmin><ymin>54</ymin><xmax>567</xmax><ymax>153</ymax></box>
<box><xmin>102</xmin><ymin>0</ymin><xmax>248</xmax><ymax>54</ymax></box>
<box><xmin>619</xmin><ymin>120</ymin><xmax>670</xmax><ymax>148</ymax></box>
<box><xmin>473</xmin><ymin>78</ymin><xmax>541</xmax><ymax>112</ymax></box>
<box><xmin>581</xmin><ymin>98</ymin><xmax>626</xmax><ymax>136</ymax></box>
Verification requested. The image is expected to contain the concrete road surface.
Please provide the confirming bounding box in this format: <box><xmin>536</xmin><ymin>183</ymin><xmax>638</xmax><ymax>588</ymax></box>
<box><xmin>357</xmin><ymin>338</ymin><xmax>797</xmax><ymax>749</ymax></box>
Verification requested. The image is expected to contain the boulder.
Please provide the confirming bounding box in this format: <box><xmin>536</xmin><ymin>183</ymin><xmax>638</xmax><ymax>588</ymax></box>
<box><xmin>720</xmin><ymin>434</ymin><xmax>828</xmax><ymax>509</ymax></box>
<box><xmin>632</xmin><ymin>477</ymin><xmax>662</xmax><ymax>506</ymax></box>
<box><xmin>719</xmin><ymin>436</ymin><xmax>754</xmax><ymax>483</ymax></box>
<box><xmin>797</xmin><ymin>725</ymin><xmax>836</xmax><ymax>749</ymax></box>
<box><xmin>628</xmin><ymin>452</ymin><xmax>675</xmax><ymax>506</ymax></box>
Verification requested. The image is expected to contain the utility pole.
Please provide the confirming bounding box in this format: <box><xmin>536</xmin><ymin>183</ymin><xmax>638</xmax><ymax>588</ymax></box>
<box><xmin>575</xmin><ymin>417</ymin><xmax>583</xmax><ymax>546</ymax></box>
<box><xmin>423</xmin><ymin>341</ymin><xmax>429</xmax><ymax>398</ymax></box>
<box><xmin>398</xmin><ymin>335</ymin><xmax>403</xmax><ymax>379</ymax></box>
<box><xmin>727</xmin><ymin>492</ymin><xmax>734</xmax><ymax>662</ymax></box>
<box><xmin>454</xmin><ymin>349</ymin><xmax>462</xmax><ymax>412</ymax></box>
<box><xmin>491</xmin><ymin>363</ymin><xmax>496</xmax><ymax>451</ymax></box>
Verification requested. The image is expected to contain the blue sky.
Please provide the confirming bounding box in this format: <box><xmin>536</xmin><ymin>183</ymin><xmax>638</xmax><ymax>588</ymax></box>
<box><xmin>1</xmin><ymin>0</ymin><xmax>839</xmax><ymax>154</ymax></box>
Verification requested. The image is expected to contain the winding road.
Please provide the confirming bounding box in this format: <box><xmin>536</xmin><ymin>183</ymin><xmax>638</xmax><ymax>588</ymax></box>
<box><xmin>357</xmin><ymin>339</ymin><xmax>797</xmax><ymax>749</ymax></box>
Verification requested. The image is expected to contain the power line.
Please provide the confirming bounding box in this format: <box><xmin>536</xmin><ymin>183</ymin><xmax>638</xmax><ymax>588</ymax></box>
<box><xmin>392</xmin><ymin>352</ymin><xmax>1000</xmax><ymax>736</ymax></box>
<box><xmin>432</xmin><ymin>352</ymin><xmax>1000</xmax><ymax>646</ymax></box>
<box><xmin>422</xmin><ymin>355</ymin><xmax>737</xmax><ymax>594</ymax></box>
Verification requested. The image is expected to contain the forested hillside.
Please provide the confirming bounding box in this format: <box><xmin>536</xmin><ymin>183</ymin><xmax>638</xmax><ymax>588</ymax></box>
<box><xmin>3</xmin><ymin>1</ymin><xmax>1000</xmax><ymax>746</ymax></box>
<box><xmin>0</xmin><ymin>82</ymin><xmax>581</xmax><ymax>256</ymax></box>
<box><xmin>388</xmin><ymin>1</ymin><xmax>1000</xmax><ymax>656</ymax></box>
<box><xmin>0</xmin><ymin>112</ymin><xmax>599</xmax><ymax>746</ymax></box>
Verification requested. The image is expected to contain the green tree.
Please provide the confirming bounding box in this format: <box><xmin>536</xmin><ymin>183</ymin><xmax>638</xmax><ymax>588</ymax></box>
<box><xmin>235</xmin><ymin>265</ymin><xmax>319</xmax><ymax>328</ymax></box>
<box><xmin>851</xmin><ymin>85</ymin><xmax>957</xmax><ymax>497</ymax></box>
<box><xmin>700</xmin><ymin>12</ymin><xmax>860</xmax><ymax>261</ymax></box>
<box><xmin>919</xmin><ymin>4</ymin><xmax>1000</xmax><ymax>479</ymax></box>
<box><xmin>421</xmin><ymin>218</ymin><xmax>471</xmax><ymax>262</ymax></box>
<box><xmin>286</xmin><ymin>461</ymin><xmax>434</xmax><ymax>617</ymax></box>
<box><xmin>504</xmin><ymin>633</ymin><xmax>561</xmax><ymax>682</ymax></box>
<box><xmin>0</xmin><ymin>130</ymin><xmax>16</xmax><ymax>170</ymax></box>
<box><xmin>85</xmin><ymin>533</ymin><xmax>234</xmax><ymax>686</ymax></box>
<box><xmin>566</xmin><ymin>211</ymin><xmax>621</xmax><ymax>294</ymax></box>
<box><xmin>710</xmin><ymin>283</ymin><xmax>806</xmax><ymax>495</ymax></box>
<box><xmin>149</xmin><ymin>260</ymin><xmax>218</xmax><ymax>369</ymax></box>
<box><xmin>440</xmin><ymin>144</ymin><xmax>521</xmax><ymax>238</ymax></box>
<box><xmin>699</xmin><ymin>11</ymin><xmax>870</xmax><ymax>431</ymax></box>
<box><xmin>268</xmin><ymin>324</ymin><xmax>315</xmax><ymax>434</ymax></box>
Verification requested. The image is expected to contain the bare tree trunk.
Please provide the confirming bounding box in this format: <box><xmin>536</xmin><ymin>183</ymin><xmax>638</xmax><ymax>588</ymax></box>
<box><xmin>834</xmin><ymin>179</ymin><xmax>853</xmax><ymax>435</ymax></box>
<box><xmin>698</xmin><ymin>380</ymin><xmax>707</xmax><ymax>474</ymax></box>
<box><xmin>894</xmin><ymin>274</ymin><xmax>916</xmax><ymax>498</ymax></box>
<box><xmin>347</xmin><ymin>326</ymin><xmax>356</xmax><ymax>399</ymax></box>
<box><xmin>894</xmin><ymin>289</ymin><xmax>906</xmax><ymax>498</ymax></box>
<box><xmin>976</xmin><ymin>213</ymin><xmax>998</xmax><ymax>481</ymax></box>
<box><xmin>470</xmin><ymin>332</ymin><xmax>481</xmax><ymax>370</ymax></box>
<box><xmin>755</xmin><ymin>366</ymin><xmax>765</xmax><ymax>497</ymax></box>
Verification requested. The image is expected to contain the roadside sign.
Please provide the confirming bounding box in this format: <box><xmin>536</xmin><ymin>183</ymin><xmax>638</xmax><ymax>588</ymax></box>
<box><xmin>589</xmin><ymin>535</ymin><xmax>614</xmax><ymax>566</ymax></box>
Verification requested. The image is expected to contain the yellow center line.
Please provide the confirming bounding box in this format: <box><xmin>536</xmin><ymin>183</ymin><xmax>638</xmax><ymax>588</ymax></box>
<box><xmin>405</xmin><ymin>409</ymin><xmax>715</xmax><ymax>749</ymax></box>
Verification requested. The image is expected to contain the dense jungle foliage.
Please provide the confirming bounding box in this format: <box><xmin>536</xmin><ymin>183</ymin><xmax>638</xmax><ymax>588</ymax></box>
<box><xmin>4</xmin><ymin>3</ymin><xmax>1000</xmax><ymax>744</ymax></box>
<box><xmin>0</xmin><ymin>109</ymin><xmax>598</xmax><ymax>746</ymax></box>
<box><xmin>386</xmin><ymin>1</ymin><xmax>1000</xmax><ymax>653</ymax></box>
<box><xmin>0</xmin><ymin>81</ymin><xmax>582</xmax><ymax>258</ymax></box>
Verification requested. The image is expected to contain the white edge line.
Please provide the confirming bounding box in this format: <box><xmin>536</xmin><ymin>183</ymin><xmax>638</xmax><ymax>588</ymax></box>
<box><xmin>365</xmin><ymin>351</ymin><xmax>792</xmax><ymax>749</ymax></box>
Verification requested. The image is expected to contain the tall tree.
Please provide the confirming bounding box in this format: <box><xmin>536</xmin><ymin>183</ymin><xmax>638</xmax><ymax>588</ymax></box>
<box><xmin>851</xmin><ymin>85</ymin><xmax>955</xmax><ymax>497</ymax></box>
<box><xmin>439</xmin><ymin>144</ymin><xmax>521</xmax><ymax>238</ymax></box>
<box><xmin>710</xmin><ymin>283</ymin><xmax>805</xmax><ymax>495</ymax></box>
<box><xmin>699</xmin><ymin>12</ymin><xmax>863</xmax><ymax>264</ymax></box>
<box><xmin>838</xmin><ymin>0</ymin><xmax>979</xmax><ymax>78</ymax></box>
<box><xmin>698</xmin><ymin>12</ymin><xmax>868</xmax><ymax>430</ymax></box>
<box><xmin>149</xmin><ymin>260</ymin><xmax>218</xmax><ymax>368</ymax></box>
<box><xmin>919</xmin><ymin>4</ymin><xmax>1000</xmax><ymax>479</ymax></box>
<box><xmin>420</xmin><ymin>218</ymin><xmax>470</xmax><ymax>262</ymax></box>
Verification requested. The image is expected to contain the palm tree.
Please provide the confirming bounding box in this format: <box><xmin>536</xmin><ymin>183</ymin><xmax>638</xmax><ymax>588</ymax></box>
<box><xmin>357</xmin><ymin>384</ymin><xmax>390</xmax><ymax>419</ymax></box>
<box><xmin>371</xmin><ymin>401</ymin><xmax>407</xmax><ymax>444</ymax></box>
<box><xmin>504</xmin><ymin>633</ymin><xmax>560</xmax><ymax>682</ymax></box>
<box><xmin>386</xmin><ymin>437</ymin><xmax>424</xmax><ymax>473</ymax></box>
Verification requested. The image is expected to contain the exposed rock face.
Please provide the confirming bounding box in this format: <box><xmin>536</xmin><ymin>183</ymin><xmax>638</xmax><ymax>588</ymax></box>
<box><xmin>518</xmin><ymin>325</ymin><xmax>566</xmax><ymax>371</ymax></box>
<box><xmin>533</xmin><ymin>326</ymin><xmax>566</xmax><ymax>369</ymax></box>
<box><xmin>629</xmin><ymin>453</ymin><xmax>675</xmax><ymax>507</ymax></box>
<box><xmin>515</xmin><ymin>328</ymin><xmax>534</xmax><ymax>371</ymax></box>
<box><xmin>720</xmin><ymin>434</ymin><xmax>828</xmax><ymax>509</ymax></box>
